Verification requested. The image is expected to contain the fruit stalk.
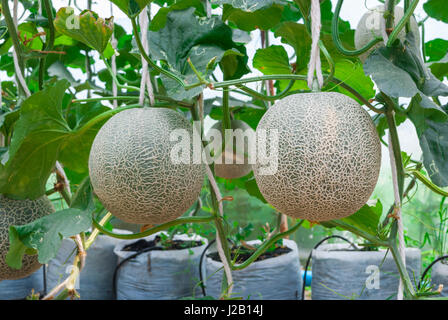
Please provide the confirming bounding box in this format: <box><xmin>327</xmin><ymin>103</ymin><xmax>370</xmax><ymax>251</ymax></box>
<box><xmin>91</xmin><ymin>215</ymin><xmax>215</xmax><ymax>240</ymax></box>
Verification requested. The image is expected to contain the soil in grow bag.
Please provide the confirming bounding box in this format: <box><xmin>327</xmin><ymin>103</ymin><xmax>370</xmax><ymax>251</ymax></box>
<box><xmin>114</xmin><ymin>234</ymin><xmax>208</xmax><ymax>299</ymax></box>
<box><xmin>207</xmin><ymin>244</ymin><xmax>292</xmax><ymax>264</ymax></box>
<box><xmin>204</xmin><ymin>239</ymin><xmax>301</xmax><ymax>299</ymax></box>
<box><xmin>122</xmin><ymin>235</ymin><xmax>203</xmax><ymax>251</ymax></box>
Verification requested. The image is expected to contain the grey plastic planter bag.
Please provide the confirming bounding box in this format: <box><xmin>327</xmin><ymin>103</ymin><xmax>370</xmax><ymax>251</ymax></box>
<box><xmin>47</xmin><ymin>230</ymin><xmax>130</xmax><ymax>300</ymax></box>
<box><xmin>205</xmin><ymin>239</ymin><xmax>302</xmax><ymax>300</ymax></box>
<box><xmin>431</xmin><ymin>261</ymin><xmax>448</xmax><ymax>297</ymax></box>
<box><xmin>0</xmin><ymin>268</ymin><xmax>43</xmax><ymax>300</ymax></box>
<box><xmin>114</xmin><ymin>233</ymin><xmax>207</xmax><ymax>300</ymax></box>
<box><xmin>311</xmin><ymin>244</ymin><xmax>421</xmax><ymax>300</ymax></box>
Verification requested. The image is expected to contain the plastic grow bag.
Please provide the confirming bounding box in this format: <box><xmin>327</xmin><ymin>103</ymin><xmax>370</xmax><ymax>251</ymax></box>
<box><xmin>205</xmin><ymin>239</ymin><xmax>302</xmax><ymax>300</ymax></box>
<box><xmin>47</xmin><ymin>230</ymin><xmax>130</xmax><ymax>300</ymax></box>
<box><xmin>114</xmin><ymin>233</ymin><xmax>207</xmax><ymax>300</ymax></box>
<box><xmin>431</xmin><ymin>261</ymin><xmax>448</xmax><ymax>297</ymax></box>
<box><xmin>311</xmin><ymin>244</ymin><xmax>421</xmax><ymax>300</ymax></box>
<box><xmin>0</xmin><ymin>268</ymin><xmax>43</xmax><ymax>300</ymax></box>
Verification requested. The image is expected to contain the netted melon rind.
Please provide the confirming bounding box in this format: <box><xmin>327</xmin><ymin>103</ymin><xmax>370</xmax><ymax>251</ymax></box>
<box><xmin>208</xmin><ymin>120</ymin><xmax>254</xmax><ymax>179</ymax></box>
<box><xmin>253</xmin><ymin>92</ymin><xmax>381</xmax><ymax>221</ymax></box>
<box><xmin>0</xmin><ymin>195</ymin><xmax>54</xmax><ymax>280</ymax></box>
<box><xmin>354</xmin><ymin>5</ymin><xmax>420</xmax><ymax>62</ymax></box>
<box><xmin>88</xmin><ymin>108</ymin><xmax>205</xmax><ymax>225</ymax></box>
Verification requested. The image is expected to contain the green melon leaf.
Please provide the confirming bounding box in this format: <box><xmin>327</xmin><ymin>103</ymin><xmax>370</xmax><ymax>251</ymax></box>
<box><xmin>425</xmin><ymin>39</ymin><xmax>448</xmax><ymax>62</ymax></box>
<box><xmin>423</xmin><ymin>0</ymin><xmax>448</xmax><ymax>23</ymax></box>
<box><xmin>0</xmin><ymin>80</ymin><xmax>121</xmax><ymax>199</ymax></box>
<box><xmin>339</xmin><ymin>200</ymin><xmax>383</xmax><ymax>237</ymax></box>
<box><xmin>148</xmin><ymin>8</ymin><xmax>249</xmax><ymax>99</ymax></box>
<box><xmin>274</xmin><ymin>21</ymin><xmax>355</xmax><ymax>74</ymax></box>
<box><xmin>58</xmin><ymin>102</ymin><xmax>111</xmax><ymax>174</ymax></box>
<box><xmin>322</xmin><ymin>200</ymin><xmax>383</xmax><ymax>237</ymax></box>
<box><xmin>421</xmin><ymin>72</ymin><xmax>448</xmax><ymax>97</ymax></box>
<box><xmin>364</xmin><ymin>49</ymin><xmax>419</xmax><ymax>98</ymax></box>
<box><xmin>253</xmin><ymin>45</ymin><xmax>292</xmax><ymax>75</ymax></box>
<box><xmin>54</xmin><ymin>7</ymin><xmax>113</xmax><ymax>54</ymax></box>
<box><xmin>0</xmin><ymin>80</ymin><xmax>71</xmax><ymax>199</ymax></box>
<box><xmin>292</xmin><ymin>0</ymin><xmax>310</xmax><ymax>17</ymax></box>
<box><xmin>221</xmin><ymin>4</ymin><xmax>284</xmax><ymax>31</ymax></box>
<box><xmin>150</xmin><ymin>0</ymin><xmax>206</xmax><ymax>31</ymax></box>
<box><xmin>364</xmin><ymin>32</ymin><xmax>448</xmax><ymax>98</ymax></box>
<box><xmin>0</xmin><ymin>108</ymin><xmax>20</xmax><ymax>138</ymax></box>
<box><xmin>212</xmin><ymin>0</ymin><xmax>284</xmax><ymax>11</ymax></box>
<box><xmin>109</xmin><ymin>0</ymin><xmax>153</xmax><ymax>18</ymax></box>
<box><xmin>428</xmin><ymin>54</ymin><xmax>448</xmax><ymax>81</ymax></box>
<box><xmin>6</xmin><ymin>178</ymin><xmax>95</xmax><ymax>267</ymax></box>
<box><xmin>244</xmin><ymin>178</ymin><xmax>267</xmax><ymax>203</ymax></box>
<box><xmin>274</xmin><ymin>22</ymin><xmax>311</xmax><ymax>72</ymax></box>
<box><xmin>408</xmin><ymin>95</ymin><xmax>448</xmax><ymax>187</ymax></box>
<box><xmin>329</xmin><ymin>60</ymin><xmax>375</xmax><ymax>102</ymax></box>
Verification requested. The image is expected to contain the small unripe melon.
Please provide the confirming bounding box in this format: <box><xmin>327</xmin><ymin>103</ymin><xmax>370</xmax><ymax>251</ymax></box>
<box><xmin>207</xmin><ymin>120</ymin><xmax>254</xmax><ymax>179</ymax></box>
<box><xmin>253</xmin><ymin>92</ymin><xmax>381</xmax><ymax>222</ymax></box>
<box><xmin>0</xmin><ymin>195</ymin><xmax>54</xmax><ymax>280</ymax></box>
<box><xmin>89</xmin><ymin>108</ymin><xmax>205</xmax><ymax>225</ymax></box>
<box><xmin>354</xmin><ymin>5</ymin><xmax>420</xmax><ymax>62</ymax></box>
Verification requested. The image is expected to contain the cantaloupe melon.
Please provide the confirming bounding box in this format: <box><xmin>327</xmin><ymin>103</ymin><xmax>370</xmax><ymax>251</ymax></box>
<box><xmin>88</xmin><ymin>108</ymin><xmax>205</xmax><ymax>225</ymax></box>
<box><xmin>0</xmin><ymin>195</ymin><xmax>54</xmax><ymax>280</ymax></box>
<box><xmin>207</xmin><ymin>120</ymin><xmax>254</xmax><ymax>179</ymax></box>
<box><xmin>354</xmin><ymin>5</ymin><xmax>420</xmax><ymax>62</ymax></box>
<box><xmin>253</xmin><ymin>92</ymin><xmax>381</xmax><ymax>221</ymax></box>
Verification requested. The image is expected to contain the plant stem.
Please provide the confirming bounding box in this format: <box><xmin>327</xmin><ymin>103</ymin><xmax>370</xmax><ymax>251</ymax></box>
<box><xmin>232</xmin><ymin>220</ymin><xmax>304</xmax><ymax>270</ymax></box>
<box><xmin>214</xmin><ymin>74</ymin><xmax>309</xmax><ymax>88</ymax></box>
<box><xmin>130</xmin><ymin>17</ymin><xmax>185</xmax><ymax>87</ymax></box>
<box><xmin>187</xmin><ymin>57</ymin><xmax>208</xmax><ymax>85</ymax></box>
<box><xmin>389</xmin><ymin>222</ymin><xmax>416</xmax><ymax>297</ymax></box>
<box><xmin>1</xmin><ymin>0</ymin><xmax>22</xmax><ymax>66</ymax></box>
<box><xmin>73</xmin><ymin>96</ymin><xmax>140</xmax><ymax>103</ymax></box>
<box><xmin>59</xmin><ymin>188</ymin><xmax>72</xmax><ymax>207</ymax></box>
<box><xmin>191</xmin><ymin>100</ymin><xmax>233</xmax><ymax>295</ymax></box>
<box><xmin>213</xmin><ymin>75</ymin><xmax>377</xmax><ymax>110</ymax></box>
<box><xmin>332</xmin><ymin>0</ymin><xmax>382</xmax><ymax>56</ymax></box>
<box><xmin>408</xmin><ymin>169</ymin><xmax>448</xmax><ymax>197</ymax></box>
<box><xmin>404</xmin><ymin>0</ymin><xmax>410</xmax><ymax>33</ymax></box>
<box><xmin>382</xmin><ymin>90</ymin><xmax>417</xmax><ymax>299</ymax></box>
<box><xmin>91</xmin><ymin>215</ymin><xmax>215</xmax><ymax>240</ymax></box>
<box><xmin>222</xmin><ymin>87</ymin><xmax>231</xmax><ymax>131</ymax></box>
<box><xmin>38</xmin><ymin>0</ymin><xmax>55</xmax><ymax>90</ymax></box>
<box><xmin>85</xmin><ymin>212</ymin><xmax>112</xmax><ymax>249</ymax></box>
<box><xmin>2</xmin><ymin>0</ymin><xmax>28</xmax><ymax>97</ymax></box>
<box><xmin>380</xmin><ymin>170</ymin><xmax>420</xmax><ymax>230</ymax></box>
<box><xmin>326</xmin><ymin>219</ymin><xmax>389</xmax><ymax>247</ymax></box>
<box><xmin>329</xmin><ymin>78</ymin><xmax>385</xmax><ymax>113</ymax></box>
<box><xmin>385</xmin><ymin>0</ymin><xmax>396</xmax><ymax>32</ymax></box>
<box><xmin>72</xmin><ymin>95</ymin><xmax>194</xmax><ymax>108</ymax></box>
<box><xmin>319</xmin><ymin>40</ymin><xmax>335</xmax><ymax>87</ymax></box>
<box><xmin>383</xmin><ymin>93</ymin><xmax>405</xmax><ymax>196</ymax></box>
<box><xmin>75</xmin><ymin>104</ymin><xmax>138</xmax><ymax>137</ymax></box>
<box><xmin>386</xmin><ymin>0</ymin><xmax>419</xmax><ymax>47</ymax></box>
<box><xmin>237</xmin><ymin>79</ymin><xmax>297</xmax><ymax>101</ymax></box>
<box><xmin>101</xmin><ymin>54</ymin><xmax>141</xmax><ymax>92</ymax></box>
<box><xmin>421</xmin><ymin>22</ymin><xmax>427</xmax><ymax>63</ymax></box>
